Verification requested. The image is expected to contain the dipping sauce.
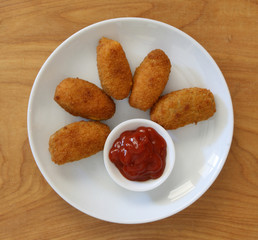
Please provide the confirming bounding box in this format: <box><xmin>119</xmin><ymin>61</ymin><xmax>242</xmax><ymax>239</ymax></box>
<box><xmin>109</xmin><ymin>126</ymin><xmax>167</xmax><ymax>181</ymax></box>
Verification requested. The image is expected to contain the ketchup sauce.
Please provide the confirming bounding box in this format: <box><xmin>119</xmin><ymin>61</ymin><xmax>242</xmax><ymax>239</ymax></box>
<box><xmin>109</xmin><ymin>126</ymin><xmax>167</xmax><ymax>181</ymax></box>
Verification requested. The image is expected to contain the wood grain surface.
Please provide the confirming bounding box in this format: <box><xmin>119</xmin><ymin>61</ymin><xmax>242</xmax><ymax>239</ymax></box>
<box><xmin>0</xmin><ymin>0</ymin><xmax>258</xmax><ymax>239</ymax></box>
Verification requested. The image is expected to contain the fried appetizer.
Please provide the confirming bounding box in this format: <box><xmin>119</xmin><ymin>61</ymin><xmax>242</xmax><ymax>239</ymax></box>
<box><xmin>129</xmin><ymin>49</ymin><xmax>171</xmax><ymax>111</ymax></box>
<box><xmin>49</xmin><ymin>121</ymin><xmax>110</xmax><ymax>164</ymax></box>
<box><xmin>97</xmin><ymin>37</ymin><xmax>132</xmax><ymax>100</ymax></box>
<box><xmin>54</xmin><ymin>78</ymin><xmax>115</xmax><ymax>120</ymax></box>
<box><xmin>150</xmin><ymin>88</ymin><xmax>216</xmax><ymax>129</ymax></box>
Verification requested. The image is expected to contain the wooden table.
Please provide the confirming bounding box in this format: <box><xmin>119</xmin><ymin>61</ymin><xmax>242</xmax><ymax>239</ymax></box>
<box><xmin>1</xmin><ymin>0</ymin><xmax>257</xmax><ymax>239</ymax></box>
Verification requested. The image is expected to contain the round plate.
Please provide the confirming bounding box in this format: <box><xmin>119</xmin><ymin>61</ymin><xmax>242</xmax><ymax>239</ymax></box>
<box><xmin>27</xmin><ymin>18</ymin><xmax>234</xmax><ymax>224</ymax></box>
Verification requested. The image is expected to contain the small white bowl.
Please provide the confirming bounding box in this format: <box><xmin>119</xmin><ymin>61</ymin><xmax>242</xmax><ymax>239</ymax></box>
<box><xmin>103</xmin><ymin>119</ymin><xmax>175</xmax><ymax>192</ymax></box>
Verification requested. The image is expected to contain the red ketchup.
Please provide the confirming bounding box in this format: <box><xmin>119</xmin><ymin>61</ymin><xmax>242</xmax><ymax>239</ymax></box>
<box><xmin>109</xmin><ymin>126</ymin><xmax>167</xmax><ymax>181</ymax></box>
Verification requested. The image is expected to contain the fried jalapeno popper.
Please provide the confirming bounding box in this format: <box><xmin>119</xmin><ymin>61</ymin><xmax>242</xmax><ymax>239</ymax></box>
<box><xmin>49</xmin><ymin>121</ymin><xmax>110</xmax><ymax>164</ymax></box>
<box><xmin>150</xmin><ymin>88</ymin><xmax>216</xmax><ymax>129</ymax></box>
<box><xmin>129</xmin><ymin>49</ymin><xmax>171</xmax><ymax>111</ymax></box>
<box><xmin>97</xmin><ymin>37</ymin><xmax>132</xmax><ymax>100</ymax></box>
<box><xmin>54</xmin><ymin>78</ymin><xmax>115</xmax><ymax>120</ymax></box>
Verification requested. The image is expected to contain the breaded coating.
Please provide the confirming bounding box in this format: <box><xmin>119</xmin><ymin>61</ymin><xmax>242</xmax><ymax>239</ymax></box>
<box><xmin>150</xmin><ymin>88</ymin><xmax>216</xmax><ymax>129</ymax></box>
<box><xmin>97</xmin><ymin>37</ymin><xmax>132</xmax><ymax>100</ymax></box>
<box><xmin>54</xmin><ymin>78</ymin><xmax>115</xmax><ymax>120</ymax></box>
<box><xmin>129</xmin><ymin>49</ymin><xmax>171</xmax><ymax>111</ymax></box>
<box><xmin>49</xmin><ymin>121</ymin><xmax>110</xmax><ymax>164</ymax></box>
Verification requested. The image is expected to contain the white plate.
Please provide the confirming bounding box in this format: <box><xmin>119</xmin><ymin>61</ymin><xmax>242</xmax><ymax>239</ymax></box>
<box><xmin>27</xmin><ymin>18</ymin><xmax>234</xmax><ymax>224</ymax></box>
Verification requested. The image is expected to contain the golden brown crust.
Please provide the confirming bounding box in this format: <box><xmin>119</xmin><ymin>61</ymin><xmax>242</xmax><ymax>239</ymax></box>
<box><xmin>49</xmin><ymin>121</ymin><xmax>111</xmax><ymax>164</ymax></box>
<box><xmin>129</xmin><ymin>49</ymin><xmax>171</xmax><ymax>111</ymax></box>
<box><xmin>54</xmin><ymin>78</ymin><xmax>115</xmax><ymax>120</ymax></box>
<box><xmin>150</xmin><ymin>88</ymin><xmax>216</xmax><ymax>129</ymax></box>
<box><xmin>97</xmin><ymin>37</ymin><xmax>132</xmax><ymax>100</ymax></box>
